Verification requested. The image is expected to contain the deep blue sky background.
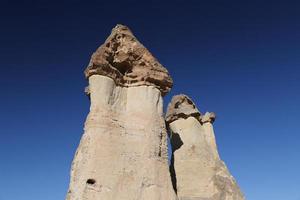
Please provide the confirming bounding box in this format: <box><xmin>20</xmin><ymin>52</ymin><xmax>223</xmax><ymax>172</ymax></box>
<box><xmin>0</xmin><ymin>1</ymin><xmax>299</xmax><ymax>199</ymax></box>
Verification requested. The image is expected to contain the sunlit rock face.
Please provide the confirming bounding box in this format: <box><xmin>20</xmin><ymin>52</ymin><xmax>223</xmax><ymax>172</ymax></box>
<box><xmin>166</xmin><ymin>95</ymin><xmax>245</xmax><ymax>200</ymax></box>
<box><xmin>84</xmin><ymin>24</ymin><xmax>173</xmax><ymax>96</ymax></box>
<box><xmin>66</xmin><ymin>25</ymin><xmax>177</xmax><ymax>200</ymax></box>
<box><xmin>66</xmin><ymin>24</ymin><xmax>245</xmax><ymax>200</ymax></box>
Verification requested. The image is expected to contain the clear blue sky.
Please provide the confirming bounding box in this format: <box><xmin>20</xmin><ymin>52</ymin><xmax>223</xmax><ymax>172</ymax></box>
<box><xmin>0</xmin><ymin>1</ymin><xmax>299</xmax><ymax>199</ymax></box>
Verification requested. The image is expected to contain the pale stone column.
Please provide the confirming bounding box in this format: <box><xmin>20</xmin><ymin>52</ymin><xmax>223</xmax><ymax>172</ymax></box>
<box><xmin>166</xmin><ymin>95</ymin><xmax>244</xmax><ymax>200</ymax></box>
<box><xmin>201</xmin><ymin>112</ymin><xmax>219</xmax><ymax>160</ymax></box>
<box><xmin>66</xmin><ymin>25</ymin><xmax>177</xmax><ymax>200</ymax></box>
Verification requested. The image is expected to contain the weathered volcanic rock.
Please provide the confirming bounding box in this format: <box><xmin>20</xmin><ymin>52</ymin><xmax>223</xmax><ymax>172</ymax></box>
<box><xmin>84</xmin><ymin>24</ymin><xmax>173</xmax><ymax>96</ymax></box>
<box><xmin>66</xmin><ymin>25</ymin><xmax>177</xmax><ymax>200</ymax></box>
<box><xmin>166</xmin><ymin>95</ymin><xmax>244</xmax><ymax>200</ymax></box>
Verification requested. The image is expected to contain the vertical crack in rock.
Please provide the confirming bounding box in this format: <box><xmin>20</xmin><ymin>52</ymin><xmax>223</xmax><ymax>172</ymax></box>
<box><xmin>66</xmin><ymin>24</ymin><xmax>177</xmax><ymax>200</ymax></box>
<box><xmin>166</xmin><ymin>94</ymin><xmax>245</xmax><ymax>200</ymax></box>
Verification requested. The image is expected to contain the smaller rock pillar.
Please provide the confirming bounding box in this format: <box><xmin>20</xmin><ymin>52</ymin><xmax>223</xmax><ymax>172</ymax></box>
<box><xmin>166</xmin><ymin>94</ymin><xmax>244</xmax><ymax>200</ymax></box>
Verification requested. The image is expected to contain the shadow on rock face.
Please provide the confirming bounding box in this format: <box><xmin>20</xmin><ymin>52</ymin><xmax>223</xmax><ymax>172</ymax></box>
<box><xmin>171</xmin><ymin>132</ymin><xmax>183</xmax><ymax>152</ymax></box>
<box><xmin>169</xmin><ymin>132</ymin><xmax>184</xmax><ymax>194</ymax></box>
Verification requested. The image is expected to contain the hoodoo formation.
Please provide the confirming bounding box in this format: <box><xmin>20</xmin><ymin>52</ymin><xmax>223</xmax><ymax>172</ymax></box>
<box><xmin>66</xmin><ymin>24</ymin><xmax>245</xmax><ymax>200</ymax></box>
<box><xmin>166</xmin><ymin>95</ymin><xmax>244</xmax><ymax>200</ymax></box>
<box><xmin>66</xmin><ymin>24</ymin><xmax>177</xmax><ymax>200</ymax></box>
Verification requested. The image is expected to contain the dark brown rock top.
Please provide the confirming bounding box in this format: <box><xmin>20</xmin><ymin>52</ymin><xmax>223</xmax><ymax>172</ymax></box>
<box><xmin>85</xmin><ymin>24</ymin><xmax>173</xmax><ymax>96</ymax></box>
<box><xmin>166</xmin><ymin>94</ymin><xmax>216</xmax><ymax>124</ymax></box>
<box><xmin>166</xmin><ymin>95</ymin><xmax>201</xmax><ymax>123</ymax></box>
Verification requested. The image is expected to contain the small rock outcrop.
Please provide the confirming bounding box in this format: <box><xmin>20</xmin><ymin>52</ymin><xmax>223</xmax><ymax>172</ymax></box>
<box><xmin>66</xmin><ymin>25</ymin><xmax>177</xmax><ymax>200</ymax></box>
<box><xmin>165</xmin><ymin>95</ymin><xmax>201</xmax><ymax>123</ymax></box>
<box><xmin>166</xmin><ymin>95</ymin><xmax>244</xmax><ymax>200</ymax></box>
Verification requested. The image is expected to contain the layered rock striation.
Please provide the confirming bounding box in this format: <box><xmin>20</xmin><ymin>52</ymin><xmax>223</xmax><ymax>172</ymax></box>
<box><xmin>84</xmin><ymin>24</ymin><xmax>172</xmax><ymax>96</ymax></box>
<box><xmin>166</xmin><ymin>95</ymin><xmax>244</xmax><ymax>200</ymax></box>
<box><xmin>66</xmin><ymin>25</ymin><xmax>177</xmax><ymax>200</ymax></box>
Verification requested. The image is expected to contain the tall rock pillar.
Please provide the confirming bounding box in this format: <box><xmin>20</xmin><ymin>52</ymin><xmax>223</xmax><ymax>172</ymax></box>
<box><xmin>166</xmin><ymin>95</ymin><xmax>244</xmax><ymax>200</ymax></box>
<box><xmin>66</xmin><ymin>25</ymin><xmax>177</xmax><ymax>200</ymax></box>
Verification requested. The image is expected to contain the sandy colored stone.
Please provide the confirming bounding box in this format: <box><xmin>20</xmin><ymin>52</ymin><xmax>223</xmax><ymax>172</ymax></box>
<box><xmin>66</xmin><ymin>25</ymin><xmax>177</xmax><ymax>200</ymax></box>
<box><xmin>66</xmin><ymin>24</ymin><xmax>245</xmax><ymax>200</ymax></box>
<box><xmin>166</xmin><ymin>95</ymin><xmax>244</xmax><ymax>200</ymax></box>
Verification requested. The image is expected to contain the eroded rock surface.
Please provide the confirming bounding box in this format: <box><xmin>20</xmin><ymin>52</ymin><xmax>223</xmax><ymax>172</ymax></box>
<box><xmin>166</xmin><ymin>95</ymin><xmax>244</xmax><ymax>200</ymax></box>
<box><xmin>85</xmin><ymin>24</ymin><xmax>173</xmax><ymax>96</ymax></box>
<box><xmin>165</xmin><ymin>95</ymin><xmax>201</xmax><ymax>123</ymax></box>
<box><xmin>66</xmin><ymin>25</ymin><xmax>177</xmax><ymax>200</ymax></box>
<box><xmin>66</xmin><ymin>24</ymin><xmax>245</xmax><ymax>200</ymax></box>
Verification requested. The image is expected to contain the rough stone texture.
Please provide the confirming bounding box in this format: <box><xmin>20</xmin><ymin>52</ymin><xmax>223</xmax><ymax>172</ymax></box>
<box><xmin>165</xmin><ymin>95</ymin><xmax>201</xmax><ymax>123</ymax></box>
<box><xmin>166</xmin><ymin>95</ymin><xmax>244</xmax><ymax>200</ymax></box>
<box><xmin>65</xmin><ymin>25</ymin><xmax>177</xmax><ymax>200</ymax></box>
<box><xmin>66</xmin><ymin>24</ymin><xmax>245</xmax><ymax>200</ymax></box>
<box><xmin>84</xmin><ymin>24</ymin><xmax>173</xmax><ymax>96</ymax></box>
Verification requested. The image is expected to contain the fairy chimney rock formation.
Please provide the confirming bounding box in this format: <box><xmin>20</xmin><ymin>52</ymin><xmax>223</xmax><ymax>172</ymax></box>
<box><xmin>66</xmin><ymin>24</ymin><xmax>177</xmax><ymax>200</ymax></box>
<box><xmin>166</xmin><ymin>95</ymin><xmax>244</xmax><ymax>200</ymax></box>
<box><xmin>66</xmin><ymin>25</ymin><xmax>245</xmax><ymax>200</ymax></box>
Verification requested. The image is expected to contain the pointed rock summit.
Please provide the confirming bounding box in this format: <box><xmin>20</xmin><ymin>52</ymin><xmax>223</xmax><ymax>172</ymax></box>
<box><xmin>166</xmin><ymin>95</ymin><xmax>244</xmax><ymax>200</ymax></box>
<box><xmin>66</xmin><ymin>25</ymin><xmax>245</xmax><ymax>200</ymax></box>
<box><xmin>85</xmin><ymin>24</ymin><xmax>173</xmax><ymax>96</ymax></box>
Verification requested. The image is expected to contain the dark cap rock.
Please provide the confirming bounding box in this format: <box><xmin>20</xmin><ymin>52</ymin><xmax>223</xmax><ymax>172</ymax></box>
<box><xmin>85</xmin><ymin>24</ymin><xmax>173</xmax><ymax>96</ymax></box>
